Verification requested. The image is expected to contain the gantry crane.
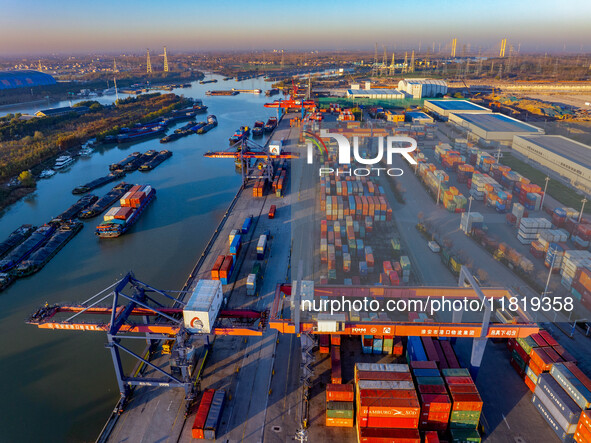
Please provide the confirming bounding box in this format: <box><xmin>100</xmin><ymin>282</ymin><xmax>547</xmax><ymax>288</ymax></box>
<box><xmin>27</xmin><ymin>272</ymin><xmax>267</xmax><ymax>412</ymax></box>
<box><xmin>203</xmin><ymin>137</ymin><xmax>299</xmax><ymax>186</ymax></box>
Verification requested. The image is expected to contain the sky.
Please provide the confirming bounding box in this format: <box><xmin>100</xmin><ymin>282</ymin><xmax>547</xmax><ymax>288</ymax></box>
<box><xmin>0</xmin><ymin>0</ymin><xmax>590</xmax><ymax>55</ymax></box>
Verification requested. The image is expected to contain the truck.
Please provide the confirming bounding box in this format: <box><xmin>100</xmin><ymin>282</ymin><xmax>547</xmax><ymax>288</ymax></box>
<box><xmin>256</xmin><ymin>234</ymin><xmax>267</xmax><ymax>260</ymax></box>
<box><xmin>428</xmin><ymin>241</ymin><xmax>441</xmax><ymax>253</ymax></box>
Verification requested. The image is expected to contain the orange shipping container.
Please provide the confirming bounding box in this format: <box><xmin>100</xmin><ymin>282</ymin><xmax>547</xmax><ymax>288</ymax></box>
<box><xmin>326</xmin><ymin>383</ymin><xmax>354</xmax><ymax>402</ymax></box>
<box><xmin>326</xmin><ymin>417</ymin><xmax>353</xmax><ymax>427</ymax></box>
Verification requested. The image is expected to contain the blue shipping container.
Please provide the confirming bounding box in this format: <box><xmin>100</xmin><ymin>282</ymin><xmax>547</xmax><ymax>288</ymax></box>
<box><xmin>413</xmin><ymin>368</ymin><xmax>441</xmax><ymax>377</ymax></box>
<box><xmin>407</xmin><ymin>336</ymin><xmax>428</xmax><ymax>362</ymax></box>
<box><xmin>532</xmin><ymin>394</ymin><xmax>576</xmax><ymax>443</ymax></box>
<box><xmin>550</xmin><ymin>363</ymin><xmax>591</xmax><ymax>410</ymax></box>
<box><xmin>241</xmin><ymin>216</ymin><xmax>252</xmax><ymax>234</ymax></box>
<box><xmin>204</xmin><ymin>389</ymin><xmax>226</xmax><ymax>440</ymax></box>
<box><xmin>538</xmin><ymin>373</ymin><xmax>581</xmax><ymax>427</ymax></box>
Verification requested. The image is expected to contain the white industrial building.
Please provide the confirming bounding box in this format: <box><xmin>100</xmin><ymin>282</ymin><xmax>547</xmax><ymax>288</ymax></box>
<box><xmin>346</xmin><ymin>88</ymin><xmax>408</xmax><ymax>100</ymax></box>
<box><xmin>448</xmin><ymin>112</ymin><xmax>544</xmax><ymax>147</ymax></box>
<box><xmin>424</xmin><ymin>99</ymin><xmax>491</xmax><ymax>119</ymax></box>
<box><xmin>397</xmin><ymin>79</ymin><xmax>447</xmax><ymax>99</ymax></box>
<box><xmin>512</xmin><ymin>135</ymin><xmax>591</xmax><ymax>195</ymax></box>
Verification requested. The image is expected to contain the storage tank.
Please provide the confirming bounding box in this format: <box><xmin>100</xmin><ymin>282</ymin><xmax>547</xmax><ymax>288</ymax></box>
<box><xmin>183</xmin><ymin>279</ymin><xmax>223</xmax><ymax>333</ymax></box>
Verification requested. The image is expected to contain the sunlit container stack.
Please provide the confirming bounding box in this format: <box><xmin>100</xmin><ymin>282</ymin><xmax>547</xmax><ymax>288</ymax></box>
<box><xmin>326</xmin><ymin>383</ymin><xmax>355</xmax><ymax>427</ymax></box>
<box><xmin>442</xmin><ymin>368</ymin><xmax>483</xmax><ymax>441</ymax></box>
<box><xmin>517</xmin><ymin>217</ymin><xmax>552</xmax><ymax>244</ymax></box>
<box><xmin>560</xmin><ymin>250</ymin><xmax>591</xmax><ymax>291</ymax></box>
<box><xmin>470</xmin><ymin>173</ymin><xmax>498</xmax><ymax>201</ymax></box>
<box><xmin>355</xmin><ymin>363</ymin><xmax>421</xmax><ymax>442</ymax></box>
<box><xmin>571</xmin><ymin>267</ymin><xmax>591</xmax><ymax>309</ymax></box>
<box><xmin>532</xmin><ymin>363</ymin><xmax>591</xmax><ymax>442</ymax></box>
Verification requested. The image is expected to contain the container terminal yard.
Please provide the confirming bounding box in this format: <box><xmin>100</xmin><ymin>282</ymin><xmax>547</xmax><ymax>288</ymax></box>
<box><xmin>3</xmin><ymin>1</ymin><xmax>591</xmax><ymax>440</ymax></box>
<box><xmin>25</xmin><ymin>99</ymin><xmax>591</xmax><ymax>443</ymax></box>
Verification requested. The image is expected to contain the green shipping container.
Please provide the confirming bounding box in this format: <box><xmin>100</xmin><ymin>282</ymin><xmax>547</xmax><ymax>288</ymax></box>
<box><xmin>442</xmin><ymin>368</ymin><xmax>470</xmax><ymax>377</ymax></box>
<box><xmin>450</xmin><ymin>428</ymin><xmax>481</xmax><ymax>442</ymax></box>
<box><xmin>416</xmin><ymin>376</ymin><xmax>445</xmax><ymax>385</ymax></box>
<box><xmin>516</xmin><ymin>336</ymin><xmax>537</xmax><ymax>355</ymax></box>
<box><xmin>451</xmin><ymin>411</ymin><xmax>481</xmax><ymax>421</ymax></box>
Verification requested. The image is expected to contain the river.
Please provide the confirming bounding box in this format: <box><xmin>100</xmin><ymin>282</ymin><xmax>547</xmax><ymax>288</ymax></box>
<box><xmin>0</xmin><ymin>75</ymin><xmax>280</xmax><ymax>442</ymax></box>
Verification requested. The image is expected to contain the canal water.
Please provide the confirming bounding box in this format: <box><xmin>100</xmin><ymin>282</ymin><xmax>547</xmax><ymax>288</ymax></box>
<box><xmin>0</xmin><ymin>75</ymin><xmax>279</xmax><ymax>442</ymax></box>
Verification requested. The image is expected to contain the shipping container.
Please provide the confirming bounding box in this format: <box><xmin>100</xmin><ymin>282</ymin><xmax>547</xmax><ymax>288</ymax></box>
<box><xmin>203</xmin><ymin>390</ymin><xmax>225</xmax><ymax>440</ymax></box>
<box><xmin>192</xmin><ymin>389</ymin><xmax>215</xmax><ymax>439</ymax></box>
<box><xmin>326</xmin><ymin>383</ymin><xmax>354</xmax><ymax>402</ymax></box>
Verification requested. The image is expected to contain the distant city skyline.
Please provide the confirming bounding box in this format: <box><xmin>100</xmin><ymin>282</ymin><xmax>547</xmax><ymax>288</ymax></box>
<box><xmin>1</xmin><ymin>0</ymin><xmax>590</xmax><ymax>55</ymax></box>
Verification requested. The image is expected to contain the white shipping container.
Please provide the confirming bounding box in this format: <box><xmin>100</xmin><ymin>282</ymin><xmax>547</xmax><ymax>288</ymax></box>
<box><xmin>355</xmin><ymin>363</ymin><xmax>409</xmax><ymax>373</ymax></box>
<box><xmin>183</xmin><ymin>279</ymin><xmax>223</xmax><ymax>333</ymax></box>
<box><xmin>104</xmin><ymin>207</ymin><xmax>120</xmax><ymax>221</ymax></box>
<box><xmin>317</xmin><ymin>313</ymin><xmax>346</xmax><ymax>332</ymax></box>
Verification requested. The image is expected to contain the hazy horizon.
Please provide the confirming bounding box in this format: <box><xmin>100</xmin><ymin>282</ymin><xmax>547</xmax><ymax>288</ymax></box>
<box><xmin>1</xmin><ymin>0</ymin><xmax>590</xmax><ymax>56</ymax></box>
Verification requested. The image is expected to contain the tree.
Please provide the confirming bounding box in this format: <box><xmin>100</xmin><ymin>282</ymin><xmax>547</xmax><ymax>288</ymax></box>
<box><xmin>33</xmin><ymin>131</ymin><xmax>43</xmax><ymax>140</ymax></box>
<box><xmin>18</xmin><ymin>170</ymin><xmax>35</xmax><ymax>187</ymax></box>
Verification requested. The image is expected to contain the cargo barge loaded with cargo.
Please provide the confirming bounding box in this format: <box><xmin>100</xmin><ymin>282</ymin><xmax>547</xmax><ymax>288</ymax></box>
<box><xmin>95</xmin><ymin>185</ymin><xmax>156</xmax><ymax>238</ymax></box>
<box><xmin>79</xmin><ymin>183</ymin><xmax>134</xmax><ymax>219</ymax></box>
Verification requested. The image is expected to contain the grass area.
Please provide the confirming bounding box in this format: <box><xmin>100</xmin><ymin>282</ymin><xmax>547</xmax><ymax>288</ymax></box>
<box><xmin>500</xmin><ymin>154</ymin><xmax>590</xmax><ymax>214</ymax></box>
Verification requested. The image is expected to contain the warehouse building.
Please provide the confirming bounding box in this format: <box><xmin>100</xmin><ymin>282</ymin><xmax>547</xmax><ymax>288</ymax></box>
<box><xmin>397</xmin><ymin>79</ymin><xmax>447</xmax><ymax>99</ymax></box>
<box><xmin>345</xmin><ymin>88</ymin><xmax>408</xmax><ymax>100</ymax></box>
<box><xmin>448</xmin><ymin>112</ymin><xmax>544</xmax><ymax>147</ymax></box>
<box><xmin>424</xmin><ymin>99</ymin><xmax>491</xmax><ymax>120</ymax></box>
<box><xmin>405</xmin><ymin>111</ymin><xmax>434</xmax><ymax>124</ymax></box>
<box><xmin>0</xmin><ymin>70</ymin><xmax>56</xmax><ymax>90</ymax></box>
<box><xmin>512</xmin><ymin>135</ymin><xmax>591</xmax><ymax>194</ymax></box>
<box><xmin>35</xmin><ymin>106</ymin><xmax>89</xmax><ymax>118</ymax></box>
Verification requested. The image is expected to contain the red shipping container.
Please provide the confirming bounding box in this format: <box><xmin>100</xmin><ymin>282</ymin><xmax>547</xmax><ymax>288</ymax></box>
<box><xmin>358</xmin><ymin>397</ymin><xmax>420</xmax><ymax>417</ymax></box>
<box><xmin>219</xmin><ymin>256</ymin><xmax>233</xmax><ymax>279</ymax></box>
<box><xmin>440</xmin><ymin>340</ymin><xmax>460</xmax><ymax>369</ymax></box>
<box><xmin>392</xmin><ymin>337</ymin><xmax>404</xmax><ymax>356</ymax></box>
<box><xmin>356</xmin><ymin>371</ymin><xmax>413</xmax><ymax>382</ymax></box>
<box><xmin>530</xmin><ymin>333</ymin><xmax>549</xmax><ymax>347</ymax></box>
<box><xmin>331</xmin><ymin>335</ymin><xmax>341</xmax><ymax>346</ymax></box>
<box><xmin>359</xmin><ymin>415</ymin><xmax>419</xmax><ymax>428</ymax></box>
<box><xmin>425</xmin><ymin>431</ymin><xmax>440</xmax><ymax>443</ymax></box>
<box><xmin>543</xmin><ymin>347</ymin><xmax>563</xmax><ymax>364</ymax></box>
<box><xmin>513</xmin><ymin>342</ymin><xmax>530</xmax><ymax>363</ymax></box>
<box><xmin>319</xmin><ymin>334</ymin><xmax>330</xmax><ymax>354</ymax></box>
<box><xmin>358</xmin><ymin>389</ymin><xmax>417</xmax><ymax>400</ymax></box>
<box><xmin>420</xmin><ymin>393</ymin><xmax>451</xmax><ymax>412</ymax></box>
<box><xmin>538</xmin><ymin>330</ymin><xmax>558</xmax><ymax>346</ymax></box>
<box><xmin>447</xmin><ymin>384</ymin><xmax>478</xmax><ymax>394</ymax></box>
<box><xmin>445</xmin><ymin>376</ymin><xmax>474</xmax><ymax>385</ymax></box>
<box><xmin>555</xmin><ymin>346</ymin><xmax>577</xmax><ymax>363</ymax></box>
<box><xmin>418</xmin><ymin>384</ymin><xmax>447</xmax><ymax>394</ymax></box>
<box><xmin>422</xmin><ymin>337</ymin><xmax>439</xmax><ymax>361</ymax></box>
<box><xmin>433</xmin><ymin>340</ymin><xmax>449</xmax><ymax>369</ymax></box>
<box><xmin>114</xmin><ymin>206</ymin><xmax>133</xmax><ymax>220</ymax></box>
<box><xmin>510</xmin><ymin>357</ymin><xmax>525</xmax><ymax>378</ymax></box>
<box><xmin>411</xmin><ymin>361</ymin><xmax>438</xmax><ymax>369</ymax></box>
<box><xmin>450</xmin><ymin>392</ymin><xmax>483</xmax><ymax>411</ymax></box>
<box><xmin>326</xmin><ymin>384</ymin><xmax>354</xmax><ymax>402</ymax></box>
<box><xmin>357</xmin><ymin>425</ymin><xmax>420</xmax><ymax>443</ymax></box>
<box><xmin>507</xmin><ymin>338</ymin><xmax>516</xmax><ymax>351</ymax></box>
<box><xmin>530</xmin><ymin>347</ymin><xmax>553</xmax><ymax>372</ymax></box>
<box><xmin>192</xmin><ymin>389</ymin><xmax>215</xmax><ymax>439</ymax></box>
<box><xmin>128</xmin><ymin>184</ymin><xmax>142</xmax><ymax>193</ymax></box>
<box><xmin>211</xmin><ymin>255</ymin><xmax>225</xmax><ymax>280</ymax></box>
